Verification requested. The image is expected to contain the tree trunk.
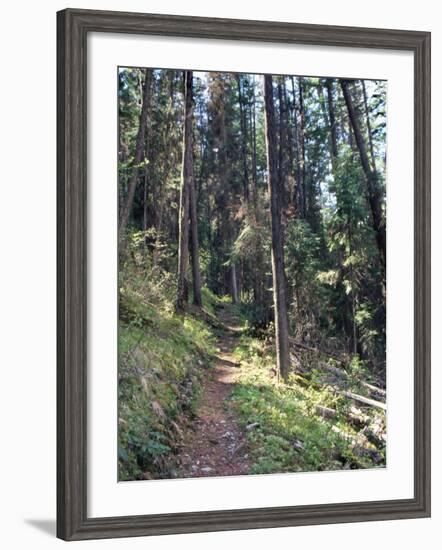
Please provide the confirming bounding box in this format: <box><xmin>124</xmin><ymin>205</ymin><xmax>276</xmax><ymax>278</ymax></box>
<box><xmin>249</xmin><ymin>77</ymin><xmax>268</xmax><ymax>325</ymax></box>
<box><xmin>290</xmin><ymin>77</ymin><xmax>302</xmax><ymax>216</ymax></box>
<box><xmin>340</xmin><ymin>79</ymin><xmax>386</xmax><ymax>273</ymax></box>
<box><xmin>361</xmin><ymin>80</ymin><xmax>377</xmax><ymax>171</ymax></box>
<box><xmin>277</xmin><ymin>78</ymin><xmax>287</xmax><ymax>206</ymax></box>
<box><xmin>263</xmin><ymin>75</ymin><xmax>290</xmax><ymax>381</ymax></box>
<box><xmin>230</xmin><ymin>261</ymin><xmax>239</xmax><ymax>304</ymax></box>
<box><xmin>325</xmin><ymin>79</ymin><xmax>339</xmax><ymax>162</ymax></box>
<box><xmin>183</xmin><ymin>73</ymin><xmax>203</xmax><ymax>307</ymax></box>
<box><xmin>176</xmin><ymin>71</ymin><xmax>193</xmax><ymax>311</ymax></box>
<box><xmin>236</xmin><ymin>74</ymin><xmax>250</xmax><ymax>205</ymax></box>
<box><xmin>153</xmin><ymin>72</ymin><xmax>175</xmax><ymax>265</ymax></box>
<box><xmin>251</xmin><ymin>75</ymin><xmax>258</xmax><ymax>212</ymax></box>
<box><xmin>341</xmin><ymin>80</ymin><xmax>386</xmax><ymax>270</ymax></box>
<box><xmin>142</xmin><ymin>165</ymin><xmax>149</xmax><ymax>232</ymax></box>
<box><xmin>283</xmin><ymin>79</ymin><xmax>296</xmax><ymax>213</ymax></box>
<box><xmin>298</xmin><ymin>77</ymin><xmax>307</xmax><ymax>219</ymax></box>
<box><xmin>119</xmin><ymin>69</ymin><xmax>152</xmax><ymax>246</ymax></box>
<box><xmin>189</xmin><ymin>160</ymin><xmax>202</xmax><ymax>306</ymax></box>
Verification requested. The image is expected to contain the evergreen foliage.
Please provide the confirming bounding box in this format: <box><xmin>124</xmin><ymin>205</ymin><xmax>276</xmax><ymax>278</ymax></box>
<box><xmin>118</xmin><ymin>68</ymin><xmax>387</xmax><ymax>480</ymax></box>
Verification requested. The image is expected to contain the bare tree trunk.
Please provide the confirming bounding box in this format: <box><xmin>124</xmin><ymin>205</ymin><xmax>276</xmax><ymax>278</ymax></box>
<box><xmin>176</xmin><ymin>71</ymin><xmax>193</xmax><ymax>311</ymax></box>
<box><xmin>264</xmin><ymin>75</ymin><xmax>290</xmax><ymax>381</ymax></box>
<box><xmin>188</xmin><ymin>105</ymin><xmax>203</xmax><ymax>307</ymax></box>
<box><xmin>251</xmin><ymin>76</ymin><xmax>259</xmax><ymax>212</ymax></box>
<box><xmin>230</xmin><ymin>261</ymin><xmax>239</xmax><ymax>304</ymax></box>
<box><xmin>290</xmin><ymin>77</ymin><xmax>302</xmax><ymax>215</ymax></box>
<box><xmin>277</xmin><ymin>77</ymin><xmax>291</xmax><ymax>213</ymax></box>
<box><xmin>236</xmin><ymin>74</ymin><xmax>250</xmax><ymax>205</ymax></box>
<box><xmin>283</xmin><ymin>79</ymin><xmax>296</xmax><ymax>213</ymax></box>
<box><xmin>298</xmin><ymin>77</ymin><xmax>307</xmax><ymax>219</ymax></box>
<box><xmin>249</xmin><ymin>77</ymin><xmax>268</xmax><ymax>324</ymax></box>
<box><xmin>142</xmin><ymin>76</ymin><xmax>154</xmax><ymax>233</ymax></box>
<box><xmin>119</xmin><ymin>69</ymin><xmax>152</xmax><ymax>246</ymax></box>
<box><xmin>340</xmin><ymin>79</ymin><xmax>386</xmax><ymax>272</ymax></box>
<box><xmin>326</xmin><ymin>79</ymin><xmax>339</xmax><ymax>162</ymax></box>
<box><xmin>361</xmin><ymin>80</ymin><xmax>377</xmax><ymax>171</ymax></box>
<box><xmin>142</xmin><ymin>165</ymin><xmax>149</xmax><ymax>232</ymax></box>
<box><xmin>153</xmin><ymin>72</ymin><xmax>174</xmax><ymax>265</ymax></box>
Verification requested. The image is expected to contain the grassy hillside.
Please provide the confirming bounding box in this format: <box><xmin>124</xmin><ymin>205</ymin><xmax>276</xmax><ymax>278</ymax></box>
<box><xmin>118</xmin><ymin>263</ymin><xmax>217</xmax><ymax>480</ymax></box>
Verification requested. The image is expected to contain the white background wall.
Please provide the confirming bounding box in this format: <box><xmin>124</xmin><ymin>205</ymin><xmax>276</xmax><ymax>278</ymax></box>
<box><xmin>0</xmin><ymin>0</ymin><xmax>439</xmax><ymax>548</ymax></box>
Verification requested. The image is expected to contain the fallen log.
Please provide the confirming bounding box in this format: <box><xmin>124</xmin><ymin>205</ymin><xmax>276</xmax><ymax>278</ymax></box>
<box><xmin>315</xmin><ymin>405</ymin><xmax>386</xmax><ymax>448</ymax></box>
<box><xmin>290</xmin><ymin>340</ymin><xmax>386</xmax><ymax>397</ymax></box>
<box><xmin>340</xmin><ymin>390</ymin><xmax>386</xmax><ymax>411</ymax></box>
<box><xmin>347</xmin><ymin>411</ymin><xmax>370</xmax><ymax>429</ymax></box>
<box><xmin>347</xmin><ymin>413</ymin><xmax>386</xmax><ymax>446</ymax></box>
<box><xmin>319</xmin><ymin>362</ymin><xmax>348</xmax><ymax>378</ymax></box>
<box><xmin>316</xmin><ymin>405</ymin><xmax>337</xmax><ymax>419</ymax></box>
<box><xmin>317</xmin><ymin>405</ymin><xmax>384</xmax><ymax>432</ymax></box>
<box><xmin>330</xmin><ymin>425</ymin><xmax>384</xmax><ymax>464</ymax></box>
<box><xmin>361</xmin><ymin>426</ymin><xmax>386</xmax><ymax>448</ymax></box>
<box><xmin>319</xmin><ymin>364</ymin><xmax>386</xmax><ymax>398</ymax></box>
<box><xmin>360</xmin><ymin>381</ymin><xmax>386</xmax><ymax>398</ymax></box>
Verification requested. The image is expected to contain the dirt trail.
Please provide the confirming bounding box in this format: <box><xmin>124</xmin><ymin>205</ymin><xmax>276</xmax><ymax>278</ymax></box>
<box><xmin>178</xmin><ymin>307</ymin><xmax>251</xmax><ymax>478</ymax></box>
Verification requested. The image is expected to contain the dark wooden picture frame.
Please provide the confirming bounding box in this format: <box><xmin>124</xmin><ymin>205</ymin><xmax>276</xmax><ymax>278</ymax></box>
<box><xmin>57</xmin><ymin>8</ymin><xmax>431</xmax><ymax>541</ymax></box>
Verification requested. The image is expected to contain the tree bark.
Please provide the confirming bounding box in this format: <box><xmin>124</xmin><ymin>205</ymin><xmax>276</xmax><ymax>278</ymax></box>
<box><xmin>361</xmin><ymin>80</ymin><xmax>377</xmax><ymax>171</ymax></box>
<box><xmin>297</xmin><ymin>77</ymin><xmax>307</xmax><ymax>219</ymax></box>
<box><xmin>183</xmin><ymin>73</ymin><xmax>203</xmax><ymax>307</ymax></box>
<box><xmin>340</xmin><ymin>79</ymin><xmax>386</xmax><ymax>272</ymax></box>
<box><xmin>249</xmin><ymin>77</ymin><xmax>269</xmax><ymax>325</ymax></box>
<box><xmin>153</xmin><ymin>72</ymin><xmax>175</xmax><ymax>265</ymax></box>
<box><xmin>277</xmin><ymin>78</ymin><xmax>287</xmax><ymax>206</ymax></box>
<box><xmin>236</xmin><ymin>74</ymin><xmax>250</xmax><ymax>205</ymax></box>
<box><xmin>283</xmin><ymin>79</ymin><xmax>296</xmax><ymax>213</ymax></box>
<box><xmin>189</xmin><ymin>166</ymin><xmax>202</xmax><ymax>307</ymax></box>
<box><xmin>325</xmin><ymin>79</ymin><xmax>339</xmax><ymax>162</ymax></box>
<box><xmin>264</xmin><ymin>75</ymin><xmax>290</xmax><ymax>381</ymax></box>
<box><xmin>176</xmin><ymin>71</ymin><xmax>193</xmax><ymax>311</ymax></box>
<box><xmin>251</xmin><ymin>76</ymin><xmax>259</xmax><ymax>212</ymax></box>
<box><xmin>290</xmin><ymin>77</ymin><xmax>302</xmax><ymax>216</ymax></box>
<box><xmin>230</xmin><ymin>261</ymin><xmax>239</xmax><ymax>304</ymax></box>
<box><xmin>142</xmin><ymin>163</ymin><xmax>150</xmax><ymax>232</ymax></box>
<box><xmin>119</xmin><ymin>69</ymin><xmax>152</xmax><ymax>246</ymax></box>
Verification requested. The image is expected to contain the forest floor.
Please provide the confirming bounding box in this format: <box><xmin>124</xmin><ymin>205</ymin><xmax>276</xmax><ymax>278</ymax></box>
<box><xmin>118</xmin><ymin>267</ymin><xmax>387</xmax><ymax>481</ymax></box>
<box><xmin>178</xmin><ymin>307</ymin><xmax>252</xmax><ymax>477</ymax></box>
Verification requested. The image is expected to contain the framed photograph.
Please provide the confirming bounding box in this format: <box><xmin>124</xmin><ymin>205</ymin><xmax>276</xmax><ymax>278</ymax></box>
<box><xmin>57</xmin><ymin>8</ymin><xmax>431</xmax><ymax>541</ymax></box>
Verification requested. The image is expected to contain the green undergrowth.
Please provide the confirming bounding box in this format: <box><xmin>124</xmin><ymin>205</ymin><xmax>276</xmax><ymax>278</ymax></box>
<box><xmin>118</xmin><ymin>255</ymin><xmax>385</xmax><ymax>480</ymax></box>
<box><xmin>230</xmin><ymin>335</ymin><xmax>386</xmax><ymax>475</ymax></box>
<box><xmin>118</xmin><ymin>262</ymin><xmax>218</xmax><ymax>481</ymax></box>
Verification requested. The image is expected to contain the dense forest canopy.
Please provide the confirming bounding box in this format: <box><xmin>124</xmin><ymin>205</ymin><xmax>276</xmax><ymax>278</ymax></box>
<box><xmin>118</xmin><ymin>67</ymin><xmax>386</xmax><ymax>379</ymax></box>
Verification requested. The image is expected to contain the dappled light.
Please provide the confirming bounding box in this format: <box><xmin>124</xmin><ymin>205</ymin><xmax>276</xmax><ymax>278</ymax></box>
<box><xmin>118</xmin><ymin>67</ymin><xmax>386</xmax><ymax>481</ymax></box>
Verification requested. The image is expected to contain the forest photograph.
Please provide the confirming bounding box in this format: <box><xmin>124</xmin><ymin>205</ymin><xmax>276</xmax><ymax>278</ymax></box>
<box><xmin>117</xmin><ymin>66</ymin><xmax>387</xmax><ymax>482</ymax></box>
